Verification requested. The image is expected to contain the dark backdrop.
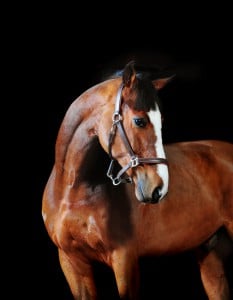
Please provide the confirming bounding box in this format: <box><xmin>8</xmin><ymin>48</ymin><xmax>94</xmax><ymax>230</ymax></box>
<box><xmin>25</xmin><ymin>6</ymin><xmax>233</xmax><ymax>300</ymax></box>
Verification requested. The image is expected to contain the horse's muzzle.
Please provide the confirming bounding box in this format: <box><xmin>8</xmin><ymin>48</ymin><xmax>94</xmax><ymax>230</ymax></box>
<box><xmin>134</xmin><ymin>174</ymin><xmax>164</xmax><ymax>204</ymax></box>
<box><xmin>139</xmin><ymin>186</ymin><xmax>162</xmax><ymax>204</ymax></box>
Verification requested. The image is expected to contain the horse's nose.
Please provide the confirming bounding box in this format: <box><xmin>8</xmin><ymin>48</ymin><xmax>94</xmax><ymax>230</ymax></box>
<box><xmin>151</xmin><ymin>186</ymin><xmax>162</xmax><ymax>203</ymax></box>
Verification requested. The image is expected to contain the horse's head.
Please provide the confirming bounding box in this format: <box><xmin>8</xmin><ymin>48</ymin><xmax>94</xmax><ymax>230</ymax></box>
<box><xmin>99</xmin><ymin>61</ymin><xmax>173</xmax><ymax>204</ymax></box>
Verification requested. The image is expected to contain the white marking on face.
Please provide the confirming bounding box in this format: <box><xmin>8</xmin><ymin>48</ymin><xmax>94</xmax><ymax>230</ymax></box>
<box><xmin>148</xmin><ymin>105</ymin><xmax>169</xmax><ymax>200</ymax></box>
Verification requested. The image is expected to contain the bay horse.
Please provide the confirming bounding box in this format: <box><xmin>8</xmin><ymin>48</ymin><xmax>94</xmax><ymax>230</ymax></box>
<box><xmin>42</xmin><ymin>61</ymin><xmax>233</xmax><ymax>300</ymax></box>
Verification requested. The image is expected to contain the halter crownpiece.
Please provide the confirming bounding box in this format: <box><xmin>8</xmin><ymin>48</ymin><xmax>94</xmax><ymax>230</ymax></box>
<box><xmin>107</xmin><ymin>83</ymin><xmax>168</xmax><ymax>186</ymax></box>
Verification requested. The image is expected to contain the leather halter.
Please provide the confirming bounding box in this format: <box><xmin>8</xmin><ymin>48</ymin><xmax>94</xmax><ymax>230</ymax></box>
<box><xmin>107</xmin><ymin>83</ymin><xmax>168</xmax><ymax>185</ymax></box>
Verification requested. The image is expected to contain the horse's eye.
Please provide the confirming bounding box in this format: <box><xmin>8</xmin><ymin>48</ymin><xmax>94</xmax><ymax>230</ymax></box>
<box><xmin>133</xmin><ymin>118</ymin><xmax>148</xmax><ymax>128</ymax></box>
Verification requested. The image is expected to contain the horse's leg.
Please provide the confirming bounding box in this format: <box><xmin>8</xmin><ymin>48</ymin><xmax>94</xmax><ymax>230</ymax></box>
<box><xmin>196</xmin><ymin>247</ymin><xmax>230</xmax><ymax>300</ymax></box>
<box><xmin>58</xmin><ymin>249</ymin><xmax>97</xmax><ymax>300</ymax></box>
<box><xmin>111</xmin><ymin>247</ymin><xmax>140</xmax><ymax>300</ymax></box>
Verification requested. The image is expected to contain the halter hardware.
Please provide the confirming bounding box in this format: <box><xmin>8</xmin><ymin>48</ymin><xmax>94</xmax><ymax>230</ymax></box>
<box><xmin>107</xmin><ymin>83</ymin><xmax>168</xmax><ymax>185</ymax></box>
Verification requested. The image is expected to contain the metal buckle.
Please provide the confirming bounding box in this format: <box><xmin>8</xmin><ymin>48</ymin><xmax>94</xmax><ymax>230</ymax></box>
<box><xmin>112</xmin><ymin>177</ymin><xmax>122</xmax><ymax>186</ymax></box>
<box><xmin>112</xmin><ymin>112</ymin><xmax>122</xmax><ymax>123</ymax></box>
<box><xmin>131</xmin><ymin>156</ymin><xmax>139</xmax><ymax>167</ymax></box>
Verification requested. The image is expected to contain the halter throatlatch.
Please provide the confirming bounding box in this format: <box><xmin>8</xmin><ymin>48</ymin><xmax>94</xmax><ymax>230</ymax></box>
<box><xmin>107</xmin><ymin>83</ymin><xmax>168</xmax><ymax>186</ymax></box>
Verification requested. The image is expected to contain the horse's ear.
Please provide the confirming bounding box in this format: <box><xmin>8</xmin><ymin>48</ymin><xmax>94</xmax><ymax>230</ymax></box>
<box><xmin>152</xmin><ymin>75</ymin><xmax>175</xmax><ymax>90</ymax></box>
<box><xmin>122</xmin><ymin>60</ymin><xmax>137</xmax><ymax>88</ymax></box>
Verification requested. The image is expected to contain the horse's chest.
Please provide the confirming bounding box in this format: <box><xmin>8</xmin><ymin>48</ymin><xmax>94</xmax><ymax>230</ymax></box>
<box><xmin>57</xmin><ymin>204</ymin><xmax>110</xmax><ymax>254</ymax></box>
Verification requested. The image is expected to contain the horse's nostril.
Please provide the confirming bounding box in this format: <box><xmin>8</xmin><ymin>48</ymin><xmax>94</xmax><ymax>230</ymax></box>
<box><xmin>151</xmin><ymin>187</ymin><xmax>161</xmax><ymax>203</ymax></box>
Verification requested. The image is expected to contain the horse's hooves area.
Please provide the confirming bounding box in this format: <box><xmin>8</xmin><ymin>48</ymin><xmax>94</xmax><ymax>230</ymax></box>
<box><xmin>33</xmin><ymin>249</ymin><xmax>233</xmax><ymax>299</ymax></box>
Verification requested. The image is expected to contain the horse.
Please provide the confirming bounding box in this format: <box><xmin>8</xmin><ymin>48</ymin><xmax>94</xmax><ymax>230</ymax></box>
<box><xmin>42</xmin><ymin>60</ymin><xmax>233</xmax><ymax>300</ymax></box>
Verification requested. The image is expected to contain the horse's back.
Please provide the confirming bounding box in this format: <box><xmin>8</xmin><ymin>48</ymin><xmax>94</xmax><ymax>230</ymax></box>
<box><xmin>197</xmin><ymin>140</ymin><xmax>233</xmax><ymax>159</ymax></box>
<box><xmin>165</xmin><ymin>140</ymin><xmax>233</xmax><ymax>166</ymax></box>
<box><xmin>165</xmin><ymin>140</ymin><xmax>233</xmax><ymax>187</ymax></box>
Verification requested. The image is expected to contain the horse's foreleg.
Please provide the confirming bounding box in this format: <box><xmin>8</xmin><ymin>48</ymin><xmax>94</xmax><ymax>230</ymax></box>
<box><xmin>196</xmin><ymin>248</ymin><xmax>230</xmax><ymax>300</ymax></box>
<box><xmin>58</xmin><ymin>249</ymin><xmax>97</xmax><ymax>300</ymax></box>
<box><xmin>111</xmin><ymin>247</ymin><xmax>140</xmax><ymax>300</ymax></box>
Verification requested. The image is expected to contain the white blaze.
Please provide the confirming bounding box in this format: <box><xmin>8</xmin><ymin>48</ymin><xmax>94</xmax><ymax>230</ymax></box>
<box><xmin>148</xmin><ymin>105</ymin><xmax>169</xmax><ymax>200</ymax></box>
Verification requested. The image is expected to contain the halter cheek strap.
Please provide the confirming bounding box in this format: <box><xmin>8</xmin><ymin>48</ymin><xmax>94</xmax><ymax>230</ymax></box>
<box><xmin>107</xmin><ymin>83</ymin><xmax>168</xmax><ymax>186</ymax></box>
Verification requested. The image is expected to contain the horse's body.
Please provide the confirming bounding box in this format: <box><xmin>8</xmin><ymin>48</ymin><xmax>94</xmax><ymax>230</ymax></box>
<box><xmin>42</xmin><ymin>61</ymin><xmax>233</xmax><ymax>299</ymax></box>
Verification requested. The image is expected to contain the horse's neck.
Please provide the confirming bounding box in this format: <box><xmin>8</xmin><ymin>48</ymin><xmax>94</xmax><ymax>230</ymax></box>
<box><xmin>54</xmin><ymin>84</ymin><xmax>115</xmax><ymax>187</ymax></box>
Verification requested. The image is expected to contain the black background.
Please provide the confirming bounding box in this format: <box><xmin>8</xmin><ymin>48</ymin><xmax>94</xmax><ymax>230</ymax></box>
<box><xmin>18</xmin><ymin>4</ymin><xmax>233</xmax><ymax>300</ymax></box>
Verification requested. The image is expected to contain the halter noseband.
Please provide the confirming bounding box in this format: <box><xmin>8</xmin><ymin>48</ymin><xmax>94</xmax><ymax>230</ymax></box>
<box><xmin>107</xmin><ymin>83</ymin><xmax>168</xmax><ymax>186</ymax></box>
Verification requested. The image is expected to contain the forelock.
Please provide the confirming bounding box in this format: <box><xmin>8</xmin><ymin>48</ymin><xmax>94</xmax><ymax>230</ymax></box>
<box><xmin>134</xmin><ymin>73</ymin><xmax>160</xmax><ymax>111</ymax></box>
